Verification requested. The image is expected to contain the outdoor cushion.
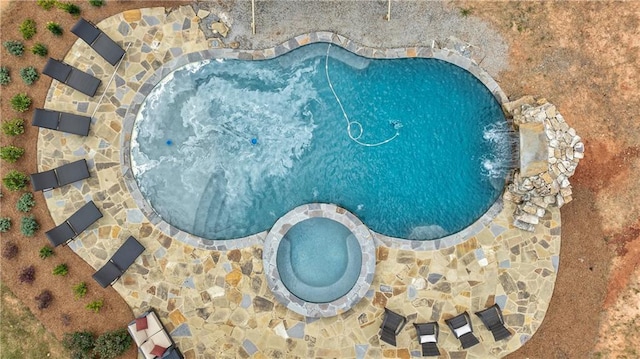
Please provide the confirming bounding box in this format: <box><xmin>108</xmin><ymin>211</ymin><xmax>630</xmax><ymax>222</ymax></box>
<box><xmin>150</xmin><ymin>345</ymin><xmax>167</xmax><ymax>357</ymax></box>
<box><xmin>136</xmin><ymin>317</ymin><xmax>148</xmax><ymax>331</ymax></box>
<box><xmin>147</xmin><ymin>330</ymin><xmax>172</xmax><ymax>349</ymax></box>
<box><xmin>45</xmin><ymin>222</ymin><xmax>76</xmax><ymax>247</ymax></box>
<box><xmin>420</xmin><ymin>334</ymin><xmax>436</xmax><ymax>344</ymax></box>
<box><xmin>454</xmin><ymin>323</ymin><xmax>472</xmax><ymax>337</ymax></box>
<box><xmin>31</xmin><ymin>170</ymin><xmax>57</xmax><ymax>191</ymax></box>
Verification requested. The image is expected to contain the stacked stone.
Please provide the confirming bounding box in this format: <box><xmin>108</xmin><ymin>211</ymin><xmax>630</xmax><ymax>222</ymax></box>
<box><xmin>503</xmin><ymin>98</ymin><xmax>584</xmax><ymax>231</ymax></box>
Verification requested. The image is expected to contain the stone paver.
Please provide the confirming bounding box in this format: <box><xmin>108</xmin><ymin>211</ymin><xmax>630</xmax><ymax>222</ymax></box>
<box><xmin>38</xmin><ymin>6</ymin><xmax>561</xmax><ymax>358</ymax></box>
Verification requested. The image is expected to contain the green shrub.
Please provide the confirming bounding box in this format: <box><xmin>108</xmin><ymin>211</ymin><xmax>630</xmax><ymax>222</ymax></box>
<box><xmin>53</xmin><ymin>263</ymin><xmax>69</xmax><ymax>276</ymax></box>
<box><xmin>85</xmin><ymin>298</ymin><xmax>103</xmax><ymax>313</ymax></box>
<box><xmin>1</xmin><ymin>118</ymin><xmax>25</xmax><ymax>136</ymax></box>
<box><xmin>20</xmin><ymin>66</ymin><xmax>39</xmax><ymax>85</ymax></box>
<box><xmin>63</xmin><ymin>331</ymin><xmax>95</xmax><ymax>359</ymax></box>
<box><xmin>37</xmin><ymin>0</ymin><xmax>58</xmax><ymax>10</ymax></box>
<box><xmin>46</xmin><ymin>22</ymin><xmax>63</xmax><ymax>36</ymax></box>
<box><xmin>0</xmin><ymin>217</ymin><xmax>11</xmax><ymax>232</ymax></box>
<box><xmin>31</xmin><ymin>43</ymin><xmax>49</xmax><ymax>57</ymax></box>
<box><xmin>2</xmin><ymin>242</ymin><xmax>19</xmax><ymax>259</ymax></box>
<box><xmin>3</xmin><ymin>170</ymin><xmax>28</xmax><ymax>191</ymax></box>
<box><xmin>17</xmin><ymin>192</ymin><xmax>36</xmax><ymax>212</ymax></box>
<box><xmin>88</xmin><ymin>0</ymin><xmax>105</xmax><ymax>7</ymax></box>
<box><xmin>19</xmin><ymin>19</ymin><xmax>37</xmax><ymax>40</ymax></box>
<box><xmin>3</xmin><ymin>40</ymin><xmax>25</xmax><ymax>56</ymax></box>
<box><xmin>93</xmin><ymin>328</ymin><xmax>131</xmax><ymax>359</ymax></box>
<box><xmin>0</xmin><ymin>66</ymin><xmax>10</xmax><ymax>85</ymax></box>
<box><xmin>57</xmin><ymin>2</ymin><xmax>81</xmax><ymax>16</ymax></box>
<box><xmin>20</xmin><ymin>215</ymin><xmax>39</xmax><ymax>237</ymax></box>
<box><xmin>39</xmin><ymin>245</ymin><xmax>54</xmax><ymax>259</ymax></box>
<box><xmin>0</xmin><ymin>145</ymin><xmax>25</xmax><ymax>163</ymax></box>
<box><xmin>73</xmin><ymin>282</ymin><xmax>88</xmax><ymax>299</ymax></box>
<box><xmin>10</xmin><ymin>93</ymin><xmax>32</xmax><ymax>112</ymax></box>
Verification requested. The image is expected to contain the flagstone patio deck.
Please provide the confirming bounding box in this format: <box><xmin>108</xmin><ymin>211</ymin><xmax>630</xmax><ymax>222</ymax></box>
<box><xmin>37</xmin><ymin>6</ymin><xmax>560</xmax><ymax>359</ymax></box>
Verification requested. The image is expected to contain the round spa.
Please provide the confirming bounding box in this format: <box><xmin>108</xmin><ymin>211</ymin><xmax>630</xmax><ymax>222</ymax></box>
<box><xmin>263</xmin><ymin>203</ymin><xmax>376</xmax><ymax>317</ymax></box>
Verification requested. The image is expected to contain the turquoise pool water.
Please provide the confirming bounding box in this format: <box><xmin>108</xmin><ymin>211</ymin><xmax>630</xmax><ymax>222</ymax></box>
<box><xmin>276</xmin><ymin>217</ymin><xmax>362</xmax><ymax>303</ymax></box>
<box><xmin>132</xmin><ymin>43</ymin><xmax>511</xmax><ymax>240</ymax></box>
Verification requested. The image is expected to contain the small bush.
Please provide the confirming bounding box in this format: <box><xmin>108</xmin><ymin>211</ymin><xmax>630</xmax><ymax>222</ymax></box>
<box><xmin>93</xmin><ymin>328</ymin><xmax>131</xmax><ymax>359</ymax></box>
<box><xmin>0</xmin><ymin>217</ymin><xmax>11</xmax><ymax>232</ymax></box>
<box><xmin>19</xmin><ymin>19</ymin><xmax>37</xmax><ymax>40</ymax></box>
<box><xmin>35</xmin><ymin>290</ymin><xmax>53</xmax><ymax>309</ymax></box>
<box><xmin>53</xmin><ymin>263</ymin><xmax>69</xmax><ymax>276</ymax></box>
<box><xmin>3</xmin><ymin>170</ymin><xmax>29</xmax><ymax>191</ymax></box>
<box><xmin>85</xmin><ymin>298</ymin><xmax>103</xmax><ymax>313</ymax></box>
<box><xmin>31</xmin><ymin>43</ymin><xmax>49</xmax><ymax>57</ymax></box>
<box><xmin>57</xmin><ymin>2</ymin><xmax>81</xmax><ymax>16</ymax></box>
<box><xmin>2</xmin><ymin>242</ymin><xmax>19</xmax><ymax>259</ymax></box>
<box><xmin>73</xmin><ymin>282</ymin><xmax>88</xmax><ymax>299</ymax></box>
<box><xmin>17</xmin><ymin>192</ymin><xmax>36</xmax><ymax>212</ymax></box>
<box><xmin>21</xmin><ymin>215</ymin><xmax>39</xmax><ymax>237</ymax></box>
<box><xmin>20</xmin><ymin>66</ymin><xmax>39</xmax><ymax>85</ymax></box>
<box><xmin>19</xmin><ymin>265</ymin><xmax>36</xmax><ymax>284</ymax></box>
<box><xmin>0</xmin><ymin>66</ymin><xmax>10</xmax><ymax>85</ymax></box>
<box><xmin>88</xmin><ymin>0</ymin><xmax>105</xmax><ymax>6</ymax></box>
<box><xmin>10</xmin><ymin>93</ymin><xmax>32</xmax><ymax>112</ymax></box>
<box><xmin>1</xmin><ymin>118</ymin><xmax>25</xmax><ymax>136</ymax></box>
<box><xmin>0</xmin><ymin>145</ymin><xmax>25</xmax><ymax>163</ymax></box>
<box><xmin>63</xmin><ymin>331</ymin><xmax>95</xmax><ymax>359</ymax></box>
<box><xmin>46</xmin><ymin>22</ymin><xmax>63</xmax><ymax>36</ymax></box>
<box><xmin>40</xmin><ymin>245</ymin><xmax>54</xmax><ymax>259</ymax></box>
<box><xmin>37</xmin><ymin>0</ymin><xmax>57</xmax><ymax>10</ymax></box>
<box><xmin>3</xmin><ymin>40</ymin><xmax>25</xmax><ymax>56</ymax></box>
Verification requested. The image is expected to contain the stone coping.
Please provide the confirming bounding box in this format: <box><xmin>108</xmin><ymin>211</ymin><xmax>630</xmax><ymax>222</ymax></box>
<box><xmin>262</xmin><ymin>203</ymin><xmax>376</xmax><ymax>317</ymax></box>
<box><xmin>121</xmin><ymin>31</ymin><xmax>509</xmax><ymax>251</ymax></box>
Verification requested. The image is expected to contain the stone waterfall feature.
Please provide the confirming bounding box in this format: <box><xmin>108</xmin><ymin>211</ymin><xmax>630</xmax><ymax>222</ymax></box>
<box><xmin>503</xmin><ymin>96</ymin><xmax>584</xmax><ymax>231</ymax></box>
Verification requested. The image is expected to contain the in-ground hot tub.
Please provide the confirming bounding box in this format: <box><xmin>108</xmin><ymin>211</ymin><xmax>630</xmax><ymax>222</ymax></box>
<box><xmin>263</xmin><ymin>203</ymin><xmax>376</xmax><ymax>317</ymax></box>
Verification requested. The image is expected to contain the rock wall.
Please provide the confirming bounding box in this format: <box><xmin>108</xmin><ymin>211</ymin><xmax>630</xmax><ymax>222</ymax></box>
<box><xmin>503</xmin><ymin>97</ymin><xmax>584</xmax><ymax>231</ymax></box>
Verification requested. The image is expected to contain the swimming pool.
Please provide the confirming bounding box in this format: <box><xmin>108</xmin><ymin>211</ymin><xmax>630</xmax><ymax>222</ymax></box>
<box><xmin>131</xmin><ymin>42</ymin><xmax>512</xmax><ymax>240</ymax></box>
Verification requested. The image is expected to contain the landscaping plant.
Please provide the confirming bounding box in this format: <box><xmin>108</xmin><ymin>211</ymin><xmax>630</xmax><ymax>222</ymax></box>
<box><xmin>85</xmin><ymin>298</ymin><xmax>103</xmax><ymax>313</ymax></box>
<box><xmin>19</xmin><ymin>265</ymin><xmax>36</xmax><ymax>284</ymax></box>
<box><xmin>53</xmin><ymin>263</ymin><xmax>69</xmax><ymax>276</ymax></box>
<box><xmin>3</xmin><ymin>40</ymin><xmax>25</xmax><ymax>56</ymax></box>
<box><xmin>88</xmin><ymin>0</ymin><xmax>105</xmax><ymax>7</ymax></box>
<box><xmin>1</xmin><ymin>118</ymin><xmax>25</xmax><ymax>136</ymax></box>
<box><xmin>62</xmin><ymin>330</ymin><xmax>95</xmax><ymax>359</ymax></box>
<box><xmin>2</xmin><ymin>242</ymin><xmax>19</xmax><ymax>259</ymax></box>
<box><xmin>93</xmin><ymin>328</ymin><xmax>132</xmax><ymax>359</ymax></box>
<box><xmin>36</xmin><ymin>0</ymin><xmax>57</xmax><ymax>10</ymax></box>
<box><xmin>0</xmin><ymin>66</ymin><xmax>10</xmax><ymax>85</ymax></box>
<box><xmin>17</xmin><ymin>192</ymin><xmax>36</xmax><ymax>212</ymax></box>
<box><xmin>20</xmin><ymin>215</ymin><xmax>39</xmax><ymax>236</ymax></box>
<box><xmin>0</xmin><ymin>217</ymin><xmax>11</xmax><ymax>232</ymax></box>
<box><xmin>73</xmin><ymin>282</ymin><xmax>88</xmax><ymax>299</ymax></box>
<box><xmin>0</xmin><ymin>145</ymin><xmax>25</xmax><ymax>163</ymax></box>
<box><xmin>19</xmin><ymin>66</ymin><xmax>39</xmax><ymax>85</ymax></box>
<box><xmin>10</xmin><ymin>93</ymin><xmax>32</xmax><ymax>112</ymax></box>
<box><xmin>39</xmin><ymin>245</ymin><xmax>54</xmax><ymax>259</ymax></box>
<box><xmin>57</xmin><ymin>2</ymin><xmax>81</xmax><ymax>16</ymax></box>
<box><xmin>35</xmin><ymin>290</ymin><xmax>53</xmax><ymax>309</ymax></box>
<box><xmin>19</xmin><ymin>19</ymin><xmax>37</xmax><ymax>40</ymax></box>
<box><xmin>46</xmin><ymin>21</ymin><xmax>63</xmax><ymax>36</ymax></box>
<box><xmin>31</xmin><ymin>43</ymin><xmax>49</xmax><ymax>57</ymax></box>
<box><xmin>3</xmin><ymin>170</ymin><xmax>29</xmax><ymax>191</ymax></box>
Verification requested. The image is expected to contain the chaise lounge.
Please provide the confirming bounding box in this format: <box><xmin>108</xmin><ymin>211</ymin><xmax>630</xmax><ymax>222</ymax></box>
<box><xmin>42</xmin><ymin>58</ymin><xmax>101</xmax><ymax>97</ymax></box>
<box><xmin>30</xmin><ymin>159</ymin><xmax>90</xmax><ymax>192</ymax></box>
<box><xmin>71</xmin><ymin>18</ymin><xmax>125</xmax><ymax>66</ymax></box>
<box><xmin>128</xmin><ymin>309</ymin><xmax>184</xmax><ymax>359</ymax></box>
<box><xmin>445</xmin><ymin>312</ymin><xmax>480</xmax><ymax>349</ymax></box>
<box><xmin>475</xmin><ymin>304</ymin><xmax>512</xmax><ymax>342</ymax></box>
<box><xmin>32</xmin><ymin>108</ymin><xmax>92</xmax><ymax>136</ymax></box>
<box><xmin>45</xmin><ymin>201</ymin><xmax>102</xmax><ymax>247</ymax></box>
<box><xmin>414</xmin><ymin>322</ymin><xmax>441</xmax><ymax>357</ymax></box>
<box><xmin>93</xmin><ymin>236</ymin><xmax>145</xmax><ymax>288</ymax></box>
<box><xmin>379</xmin><ymin>308</ymin><xmax>407</xmax><ymax>346</ymax></box>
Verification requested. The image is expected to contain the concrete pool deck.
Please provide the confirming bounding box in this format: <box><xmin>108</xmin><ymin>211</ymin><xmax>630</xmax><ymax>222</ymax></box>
<box><xmin>38</xmin><ymin>6</ymin><xmax>560</xmax><ymax>359</ymax></box>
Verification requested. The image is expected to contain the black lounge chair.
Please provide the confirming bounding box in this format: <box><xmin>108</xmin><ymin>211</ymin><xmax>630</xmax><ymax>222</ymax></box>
<box><xmin>446</xmin><ymin>312</ymin><xmax>480</xmax><ymax>349</ymax></box>
<box><xmin>71</xmin><ymin>18</ymin><xmax>125</xmax><ymax>66</ymax></box>
<box><xmin>93</xmin><ymin>236</ymin><xmax>144</xmax><ymax>288</ymax></box>
<box><xmin>414</xmin><ymin>322</ymin><xmax>440</xmax><ymax>357</ymax></box>
<box><xmin>32</xmin><ymin>108</ymin><xmax>91</xmax><ymax>136</ymax></box>
<box><xmin>379</xmin><ymin>308</ymin><xmax>407</xmax><ymax>346</ymax></box>
<box><xmin>46</xmin><ymin>201</ymin><xmax>102</xmax><ymax>247</ymax></box>
<box><xmin>31</xmin><ymin>159</ymin><xmax>90</xmax><ymax>192</ymax></box>
<box><xmin>475</xmin><ymin>304</ymin><xmax>512</xmax><ymax>342</ymax></box>
<box><xmin>42</xmin><ymin>58</ymin><xmax>101</xmax><ymax>97</ymax></box>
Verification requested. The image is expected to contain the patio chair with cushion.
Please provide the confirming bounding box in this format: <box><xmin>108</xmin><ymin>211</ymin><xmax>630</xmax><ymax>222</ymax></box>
<box><xmin>379</xmin><ymin>308</ymin><xmax>407</xmax><ymax>346</ymax></box>
<box><xmin>42</xmin><ymin>58</ymin><xmax>101</xmax><ymax>97</ymax></box>
<box><xmin>45</xmin><ymin>201</ymin><xmax>102</xmax><ymax>247</ymax></box>
<box><xmin>127</xmin><ymin>309</ymin><xmax>184</xmax><ymax>359</ymax></box>
<box><xmin>475</xmin><ymin>304</ymin><xmax>512</xmax><ymax>341</ymax></box>
<box><xmin>32</xmin><ymin>108</ymin><xmax>91</xmax><ymax>136</ymax></box>
<box><xmin>93</xmin><ymin>236</ymin><xmax>145</xmax><ymax>288</ymax></box>
<box><xmin>71</xmin><ymin>18</ymin><xmax>125</xmax><ymax>66</ymax></box>
<box><xmin>31</xmin><ymin>159</ymin><xmax>90</xmax><ymax>191</ymax></box>
<box><xmin>445</xmin><ymin>312</ymin><xmax>480</xmax><ymax>349</ymax></box>
<box><xmin>413</xmin><ymin>322</ymin><xmax>441</xmax><ymax>357</ymax></box>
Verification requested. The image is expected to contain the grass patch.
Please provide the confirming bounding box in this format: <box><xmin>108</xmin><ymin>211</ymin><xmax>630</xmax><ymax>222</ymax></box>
<box><xmin>0</xmin><ymin>282</ymin><xmax>68</xmax><ymax>359</ymax></box>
